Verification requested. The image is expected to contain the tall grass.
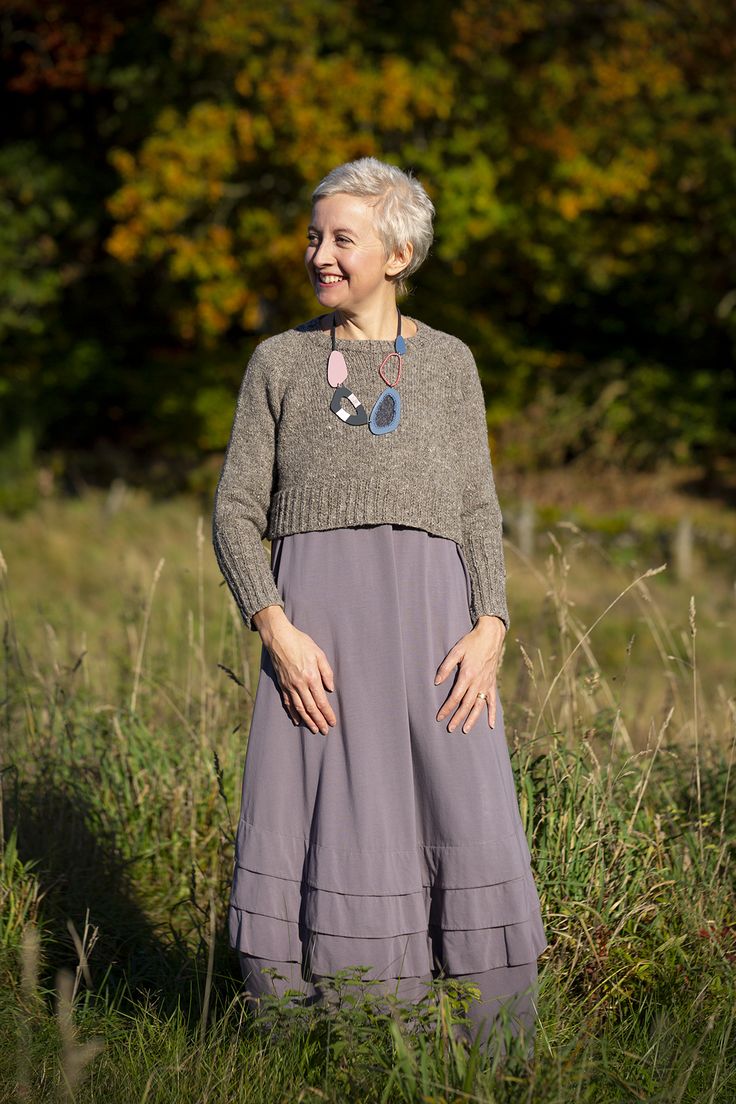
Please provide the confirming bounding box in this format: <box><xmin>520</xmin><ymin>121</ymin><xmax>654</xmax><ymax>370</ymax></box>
<box><xmin>0</xmin><ymin>490</ymin><xmax>734</xmax><ymax>1102</ymax></box>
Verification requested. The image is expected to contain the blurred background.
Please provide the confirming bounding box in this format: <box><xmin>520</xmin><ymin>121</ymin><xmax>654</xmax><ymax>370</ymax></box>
<box><xmin>2</xmin><ymin>0</ymin><xmax>735</xmax><ymax>491</ymax></box>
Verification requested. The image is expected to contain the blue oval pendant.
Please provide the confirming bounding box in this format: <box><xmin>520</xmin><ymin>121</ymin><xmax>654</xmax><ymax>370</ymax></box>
<box><xmin>369</xmin><ymin>387</ymin><xmax>401</xmax><ymax>434</ymax></box>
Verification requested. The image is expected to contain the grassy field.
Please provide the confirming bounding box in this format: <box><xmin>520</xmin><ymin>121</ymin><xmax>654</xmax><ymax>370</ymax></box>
<box><xmin>0</xmin><ymin>488</ymin><xmax>734</xmax><ymax>1102</ymax></box>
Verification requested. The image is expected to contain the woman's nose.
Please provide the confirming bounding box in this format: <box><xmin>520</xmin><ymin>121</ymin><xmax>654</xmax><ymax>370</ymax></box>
<box><xmin>311</xmin><ymin>238</ymin><xmax>334</xmax><ymax>266</ymax></box>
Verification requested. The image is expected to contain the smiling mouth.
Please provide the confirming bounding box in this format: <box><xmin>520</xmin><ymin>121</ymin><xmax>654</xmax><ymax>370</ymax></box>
<box><xmin>318</xmin><ymin>274</ymin><xmax>345</xmax><ymax>285</ymax></box>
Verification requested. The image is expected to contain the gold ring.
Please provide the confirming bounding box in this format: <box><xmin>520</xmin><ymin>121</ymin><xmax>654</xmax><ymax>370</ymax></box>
<box><xmin>476</xmin><ymin>692</ymin><xmax>487</xmax><ymax>700</ymax></box>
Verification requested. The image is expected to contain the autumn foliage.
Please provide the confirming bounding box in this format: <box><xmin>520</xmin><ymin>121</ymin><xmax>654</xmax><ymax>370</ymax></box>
<box><xmin>1</xmin><ymin>0</ymin><xmax>735</xmax><ymax>479</ymax></box>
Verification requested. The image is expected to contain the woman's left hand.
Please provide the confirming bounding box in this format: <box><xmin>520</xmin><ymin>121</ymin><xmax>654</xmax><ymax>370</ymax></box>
<box><xmin>434</xmin><ymin>616</ymin><xmax>506</xmax><ymax>732</ymax></box>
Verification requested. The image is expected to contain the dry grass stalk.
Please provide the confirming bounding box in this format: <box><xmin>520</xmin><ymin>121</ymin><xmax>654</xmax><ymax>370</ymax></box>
<box><xmin>56</xmin><ymin>967</ymin><xmax>104</xmax><ymax>1102</ymax></box>
<box><xmin>66</xmin><ymin>909</ymin><xmax>99</xmax><ymax>1003</ymax></box>
<box><xmin>130</xmin><ymin>556</ymin><xmax>165</xmax><ymax>714</ymax></box>
<box><xmin>17</xmin><ymin>924</ymin><xmax>42</xmax><ymax>1101</ymax></box>
<box><xmin>530</xmin><ymin>563</ymin><xmax>667</xmax><ymax>743</ymax></box>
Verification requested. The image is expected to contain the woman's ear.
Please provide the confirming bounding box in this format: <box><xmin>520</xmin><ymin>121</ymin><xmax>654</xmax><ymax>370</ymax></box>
<box><xmin>385</xmin><ymin>241</ymin><xmax>414</xmax><ymax>276</ymax></box>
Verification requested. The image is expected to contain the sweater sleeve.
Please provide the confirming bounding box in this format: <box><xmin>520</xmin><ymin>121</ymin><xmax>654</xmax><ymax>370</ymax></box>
<box><xmin>457</xmin><ymin>342</ymin><xmax>510</xmax><ymax>632</ymax></box>
<box><xmin>211</xmin><ymin>341</ymin><xmax>285</xmax><ymax>632</ymax></box>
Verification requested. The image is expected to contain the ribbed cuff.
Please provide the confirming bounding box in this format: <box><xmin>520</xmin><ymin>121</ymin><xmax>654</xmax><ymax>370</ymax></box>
<box><xmin>462</xmin><ymin>531</ymin><xmax>510</xmax><ymax>632</ymax></box>
<box><xmin>213</xmin><ymin>526</ymin><xmax>285</xmax><ymax>633</ymax></box>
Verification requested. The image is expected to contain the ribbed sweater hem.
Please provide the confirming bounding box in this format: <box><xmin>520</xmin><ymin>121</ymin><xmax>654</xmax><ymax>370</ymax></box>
<box><xmin>265</xmin><ymin>478</ymin><xmax>464</xmax><ymax>545</ymax></box>
<box><xmin>262</xmin><ymin>479</ymin><xmax>509</xmax><ymax>631</ymax></box>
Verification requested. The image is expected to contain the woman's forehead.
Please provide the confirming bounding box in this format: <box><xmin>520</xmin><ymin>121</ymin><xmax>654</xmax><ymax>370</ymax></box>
<box><xmin>310</xmin><ymin>193</ymin><xmax>377</xmax><ymax>229</ymax></box>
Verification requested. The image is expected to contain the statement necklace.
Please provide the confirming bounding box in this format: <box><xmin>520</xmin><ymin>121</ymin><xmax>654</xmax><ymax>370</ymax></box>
<box><xmin>326</xmin><ymin>307</ymin><xmax>406</xmax><ymax>435</ymax></box>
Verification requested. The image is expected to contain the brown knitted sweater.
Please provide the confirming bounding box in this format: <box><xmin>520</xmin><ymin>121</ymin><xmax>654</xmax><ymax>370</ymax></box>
<box><xmin>212</xmin><ymin>315</ymin><xmax>509</xmax><ymax>632</ymax></box>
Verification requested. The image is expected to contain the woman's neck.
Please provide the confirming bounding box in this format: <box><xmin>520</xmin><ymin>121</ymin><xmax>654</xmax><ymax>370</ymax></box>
<box><xmin>330</xmin><ymin>303</ymin><xmax>417</xmax><ymax>341</ymax></box>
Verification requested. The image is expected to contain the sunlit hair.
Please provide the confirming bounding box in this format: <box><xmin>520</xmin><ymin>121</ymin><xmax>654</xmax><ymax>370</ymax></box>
<box><xmin>311</xmin><ymin>157</ymin><xmax>435</xmax><ymax>297</ymax></box>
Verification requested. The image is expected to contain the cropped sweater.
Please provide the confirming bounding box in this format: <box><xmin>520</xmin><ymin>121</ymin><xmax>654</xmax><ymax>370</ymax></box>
<box><xmin>211</xmin><ymin>315</ymin><xmax>510</xmax><ymax>633</ymax></box>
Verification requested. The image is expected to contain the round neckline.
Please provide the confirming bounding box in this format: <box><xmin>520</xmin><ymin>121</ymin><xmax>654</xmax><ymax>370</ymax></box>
<box><xmin>311</xmin><ymin>314</ymin><xmax>427</xmax><ymax>349</ymax></box>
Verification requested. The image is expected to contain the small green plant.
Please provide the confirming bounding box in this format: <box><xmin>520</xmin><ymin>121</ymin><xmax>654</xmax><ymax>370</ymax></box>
<box><xmin>0</xmin><ymin>426</ymin><xmax>39</xmax><ymax>517</ymax></box>
<box><xmin>0</xmin><ymin>830</ymin><xmax>44</xmax><ymax>950</ymax></box>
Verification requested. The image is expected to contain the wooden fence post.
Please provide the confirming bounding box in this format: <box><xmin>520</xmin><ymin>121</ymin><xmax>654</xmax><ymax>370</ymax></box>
<box><xmin>518</xmin><ymin>498</ymin><xmax>536</xmax><ymax>560</ymax></box>
<box><xmin>673</xmin><ymin>515</ymin><xmax>694</xmax><ymax>581</ymax></box>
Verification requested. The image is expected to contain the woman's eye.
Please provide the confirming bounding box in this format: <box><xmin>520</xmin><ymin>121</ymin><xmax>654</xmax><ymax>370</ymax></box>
<box><xmin>306</xmin><ymin>235</ymin><xmax>351</xmax><ymax>245</ymax></box>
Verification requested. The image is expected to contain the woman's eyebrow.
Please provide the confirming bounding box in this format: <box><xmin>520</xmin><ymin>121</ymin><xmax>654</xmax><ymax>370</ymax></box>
<box><xmin>307</xmin><ymin>225</ymin><xmax>357</xmax><ymax>234</ymax></box>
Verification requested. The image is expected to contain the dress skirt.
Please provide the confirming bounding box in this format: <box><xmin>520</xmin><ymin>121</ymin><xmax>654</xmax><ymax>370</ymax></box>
<box><xmin>228</xmin><ymin>523</ymin><xmax>548</xmax><ymax>1032</ymax></box>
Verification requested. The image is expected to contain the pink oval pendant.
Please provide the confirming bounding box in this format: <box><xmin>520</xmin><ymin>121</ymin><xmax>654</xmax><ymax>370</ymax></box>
<box><xmin>327</xmin><ymin>350</ymin><xmax>348</xmax><ymax>387</ymax></box>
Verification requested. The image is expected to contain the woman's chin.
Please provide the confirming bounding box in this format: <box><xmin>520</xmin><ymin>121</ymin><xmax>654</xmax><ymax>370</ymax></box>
<box><xmin>316</xmin><ymin>286</ymin><xmax>348</xmax><ymax>300</ymax></box>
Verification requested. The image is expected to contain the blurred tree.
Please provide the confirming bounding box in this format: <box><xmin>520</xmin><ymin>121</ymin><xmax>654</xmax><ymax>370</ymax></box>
<box><xmin>0</xmin><ymin>143</ymin><xmax>72</xmax><ymax>341</ymax></box>
<box><xmin>104</xmin><ymin>0</ymin><xmax>455</xmax><ymax>341</ymax></box>
<box><xmin>0</xmin><ymin>0</ymin><xmax>189</xmax><ymax>469</ymax></box>
<box><xmin>0</xmin><ymin>0</ymin><xmax>734</xmax><ymax>487</ymax></box>
<box><xmin>440</xmin><ymin>0</ymin><xmax>736</xmax><ymax>469</ymax></box>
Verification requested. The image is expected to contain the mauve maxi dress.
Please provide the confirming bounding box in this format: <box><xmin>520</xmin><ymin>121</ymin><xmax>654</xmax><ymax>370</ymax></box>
<box><xmin>228</xmin><ymin>518</ymin><xmax>549</xmax><ymax>1055</ymax></box>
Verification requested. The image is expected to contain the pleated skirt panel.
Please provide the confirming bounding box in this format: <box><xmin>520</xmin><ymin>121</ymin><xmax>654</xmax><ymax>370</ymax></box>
<box><xmin>228</xmin><ymin>523</ymin><xmax>548</xmax><ymax>986</ymax></box>
<box><xmin>237</xmin><ymin>952</ymin><xmax>539</xmax><ymax>1058</ymax></box>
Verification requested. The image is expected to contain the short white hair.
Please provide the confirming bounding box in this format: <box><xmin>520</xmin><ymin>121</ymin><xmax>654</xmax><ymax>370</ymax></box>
<box><xmin>311</xmin><ymin>156</ymin><xmax>435</xmax><ymax>297</ymax></box>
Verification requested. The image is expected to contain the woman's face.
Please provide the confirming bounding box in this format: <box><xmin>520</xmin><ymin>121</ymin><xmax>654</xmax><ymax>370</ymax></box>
<box><xmin>305</xmin><ymin>193</ymin><xmax>406</xmax><ymax>310</ymax></box>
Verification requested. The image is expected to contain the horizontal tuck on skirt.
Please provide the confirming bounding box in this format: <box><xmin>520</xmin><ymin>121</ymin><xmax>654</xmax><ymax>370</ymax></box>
<box><xmin>228</xmin><ymin>524</ymin><xmax>548</xmax><ymax>982</ymax></box>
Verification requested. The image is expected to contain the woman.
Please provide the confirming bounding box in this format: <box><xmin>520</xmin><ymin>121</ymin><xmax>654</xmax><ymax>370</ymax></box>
<box><xmin>212</xmin><ymin>156</ymin><xmax>548</xmax><ymax>1056</ymax></box>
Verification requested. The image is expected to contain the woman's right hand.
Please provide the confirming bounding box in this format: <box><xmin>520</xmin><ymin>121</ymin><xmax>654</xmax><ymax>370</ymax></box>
<box><xmin>254</xmin><ymin>607</ymin><xmax>336</xmax><ymax>735</ymax></box>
